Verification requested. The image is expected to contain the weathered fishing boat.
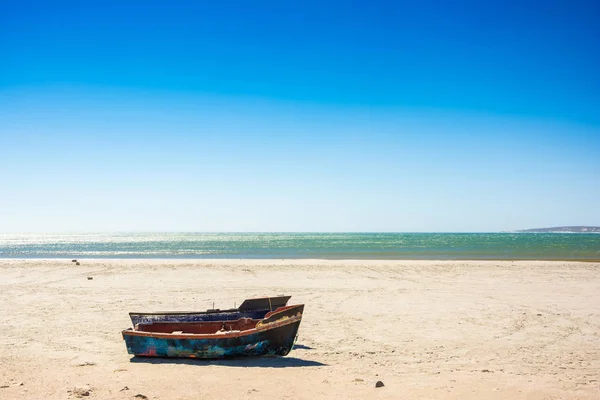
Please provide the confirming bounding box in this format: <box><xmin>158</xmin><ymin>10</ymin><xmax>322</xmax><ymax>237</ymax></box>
<box><xmin>129</xmin><ymin>295</ymin><xmax>291</xmax><ymax>326</ymax></box>
<box><xmin>123</xmin><ymin>304</ymin><xmax>304</xmax><ymax>358</ymax></box>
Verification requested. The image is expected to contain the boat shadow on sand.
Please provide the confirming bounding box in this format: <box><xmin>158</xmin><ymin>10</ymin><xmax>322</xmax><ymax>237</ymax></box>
<box><xmin>129</xmin><ymin>344</ymin><xmax>322</xmax><ymax>368</ymax></box>
<box><xmin>130</xmin><ymin>356</ymin><xmax>326</xmax><ymax>368</ymax></box>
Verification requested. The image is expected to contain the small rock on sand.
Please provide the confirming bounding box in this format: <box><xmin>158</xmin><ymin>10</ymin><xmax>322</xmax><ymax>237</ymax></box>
<box><xmin>134</xmin><ymin>395</ymin><xmax>148</xmax><ymax>399</ymax></box>
<box><xmin>87</xmin><ymin>277</ymin><xmax>93</xmax><ymax>280</ymax></box>
<box><xmin>76</xmin><ymin>262</ymin><xmax>81</xmax><ymax>266</ymax></box>
<box><xmin>375</xmin><ymin>381</ymin><xmax>385</xmax><ymax>388</ymax></box>
<box><xmin>69</xmin><ymin>387</ymin><xmax>92</xmax><ymax>398</ymax></box>
<box><xmin>72</xmin><ymin>259</ymin><xmax>77</xmax><ymax>262</ymax></box>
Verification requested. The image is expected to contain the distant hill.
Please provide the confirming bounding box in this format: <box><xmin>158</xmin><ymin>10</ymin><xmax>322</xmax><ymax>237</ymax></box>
<box><xmin>516</xmin><ymin>226</ymin><xmax>600</xmax><ymax>233</ymax></box>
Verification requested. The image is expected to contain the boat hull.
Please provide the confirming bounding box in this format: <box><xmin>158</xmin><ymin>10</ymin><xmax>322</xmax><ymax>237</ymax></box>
<box><xmin>123</xmin><ymin>319</ymin><xmax>301</xmax><ymax>358</ymax></box>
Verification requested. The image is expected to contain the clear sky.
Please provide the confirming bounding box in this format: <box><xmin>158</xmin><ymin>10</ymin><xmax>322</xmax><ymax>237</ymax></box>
<box><xmin>1</xmin><ymin>0</ymin><xmax>599</xmax><ymax>232</ymax></box>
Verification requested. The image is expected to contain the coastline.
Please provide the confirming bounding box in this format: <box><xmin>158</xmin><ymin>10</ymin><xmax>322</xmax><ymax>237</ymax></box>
<box><xmin>0</xmin><ymin>256</ymin><xmax>600</xmax><ymax>264</ymax></box>
<box><xmin>1</xmin><ymin>259</ymin><xmax>599</xmax><ymax>399</ymax></box>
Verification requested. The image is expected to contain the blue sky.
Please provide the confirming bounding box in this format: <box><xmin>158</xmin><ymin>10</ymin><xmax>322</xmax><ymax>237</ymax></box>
<box><xmin>1</xmin><ymin>1</ymin><xmax>599</xmax><ymax>232</ymax></box>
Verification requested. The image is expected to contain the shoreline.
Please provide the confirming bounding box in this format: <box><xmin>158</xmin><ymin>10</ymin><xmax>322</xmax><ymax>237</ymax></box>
<box><xmin>2</xmin><ymin>257</ymin><xmax>600</xmax><ymax>262</ymax></box>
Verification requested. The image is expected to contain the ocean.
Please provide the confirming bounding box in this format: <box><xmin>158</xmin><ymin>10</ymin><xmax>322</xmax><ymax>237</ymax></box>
<box><xmin>0</xmin><ymin>232</ymin><xmax>598</xmax><ymax>260</ymax></box>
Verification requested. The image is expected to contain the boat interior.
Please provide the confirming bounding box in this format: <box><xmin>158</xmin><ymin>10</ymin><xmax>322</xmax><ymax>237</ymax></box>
<box><xmin>129</xmin><ymin>296</ymin><xmax>292</xmax><ymax>316</ymax></box>
<box><xmin>133</xmin><ymin>305</ymin><xmax>303</xmax><ymax>335</ymax></box>
<box><xmin>136</xmin><ymin>317</ymin><xmax>259</xmax><ymax>334</ymax></box>
<box><xmin>238</xmin><ymin>295</ymin><xmax>291</xmax><ymax>311</ymax></box>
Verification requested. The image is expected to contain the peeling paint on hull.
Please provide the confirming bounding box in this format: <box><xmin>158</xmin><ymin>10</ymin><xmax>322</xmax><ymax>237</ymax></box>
<box><xmin>123</xmin><ymin>320</ymin><xmax>300</xmax><ymax>358</ymax></box>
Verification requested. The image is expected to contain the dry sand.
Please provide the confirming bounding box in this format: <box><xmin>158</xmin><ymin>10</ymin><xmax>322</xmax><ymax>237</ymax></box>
<box><xmin>0</xmin><ymin>259</ymin><xmax>599</xmax><ymax>399</ymax></box>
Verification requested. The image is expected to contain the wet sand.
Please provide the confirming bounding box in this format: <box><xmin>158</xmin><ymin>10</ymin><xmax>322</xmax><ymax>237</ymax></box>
<box><xmin>1</xmin><ymin>259</ymin><xmax>599</xmax><ymax>399</ymax></box>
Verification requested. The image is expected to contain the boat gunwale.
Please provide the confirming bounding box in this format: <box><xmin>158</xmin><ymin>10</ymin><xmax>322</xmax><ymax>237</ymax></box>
<box><xmin>122</xmin><ymin>313</ymin><xmax>302</xmax><ymax>340</ymax></box>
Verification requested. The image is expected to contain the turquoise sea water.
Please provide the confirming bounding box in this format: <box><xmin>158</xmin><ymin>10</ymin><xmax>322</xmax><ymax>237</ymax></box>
<box><xmin>0</xmin><ymin>233</ymin><xmax>599</xmax><ymax>260</ymax></box>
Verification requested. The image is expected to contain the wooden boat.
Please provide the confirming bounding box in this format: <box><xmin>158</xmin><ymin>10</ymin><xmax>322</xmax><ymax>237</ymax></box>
<box><xmin>129</xmin><ymin>295</ymin><xmax>291</xmax><ymax>326</ymax></box>
<box><xmin>123</xmin><ymin>304</ymin><xmax>304</xmax><ymax>358</ymax></box>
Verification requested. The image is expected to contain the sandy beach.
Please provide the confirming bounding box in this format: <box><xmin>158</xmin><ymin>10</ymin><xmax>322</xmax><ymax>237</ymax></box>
<box><xmin>0</xmin><ymin>259</ymin><xmax>598</xmax><ymax>399</ymax></box>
